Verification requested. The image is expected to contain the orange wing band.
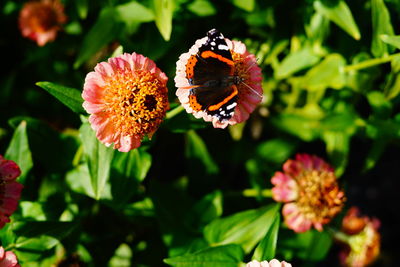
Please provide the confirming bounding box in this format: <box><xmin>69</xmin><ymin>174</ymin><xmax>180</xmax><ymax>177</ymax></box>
<box><xmin>208</xmin><ymin>86</ymin><xmax>238</xmax><ymax>111</ymax></box>
<box><xmin>185</xmin><ymin>55</ymin><xmax>198</xmax><ymax>79</ymax></box>
<box><xmin>200</xmin><ymin>51</ymin><xmax>234</xmax><ymax>66</ymax></box>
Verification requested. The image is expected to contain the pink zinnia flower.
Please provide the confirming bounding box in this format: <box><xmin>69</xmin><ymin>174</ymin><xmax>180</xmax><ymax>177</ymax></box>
<box><xmin>0</xmin><ymin>156</ymin><xmax>23</xmax><ymax>229</ymax></box>
<box><xmin>18</xmin><ymin>0</ymin><xmax>67</xmax><ymax>46</ymax></box>
<box><xmin>336</xmin><ymin>207</ymin><xmax>381</xmax><ymax>267</ymax></box>
<box><xmin>82</xmin><ymin>52</ymin><xmax>169</xmax><ymax>152</ymax></box>
<box><xmin>246</xmin><ymin>259</ymin><xmax>292</xmax><ymax>267</ymax></box>
<box><xmin>271</xmin><ymin>153</ymin><xmax>345</xmax><ymax>233</ymax></box>
<box><xmin>175</xmin><ymin>30</ymin><xmax>263</xmax><ymax>128</ymax></box>
<box><xmin>0</xmin><ymin>247</ymin><xmax>20</xmax><ymax>267</ymax></box>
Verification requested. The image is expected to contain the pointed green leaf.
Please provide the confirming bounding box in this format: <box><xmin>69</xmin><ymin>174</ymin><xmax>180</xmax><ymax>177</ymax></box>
<box><xmin>380</xmin><ymin>34</ymin><xmax>400</xmax><ymax>50</ymax></box>
<box><xmin>314</xmin><ymin>0</ymin><xmax>360</xmax><ymax>40</ymax></box>
<box><xmin>371</xmin><ymin>0</ymin><xmax>394</xmax><ymax>57</ymax></box>
<box><xmin>36</xmin><ymin>82</ymin><xmax>85</xmax><ymax>113</ymax></box>
<box><xmin>233</xmin><ymin>0</ymin><xmax>255</xmax><ymax>12</ymax></box>
<box><xmin>253</xmin><ymin>213</ymin><xmax>280</xmax><ymax>260</ymax></box>
<box><xmin>186</xmin><ymin>130</ymin><xmax>218</xmax><ymax>174</ymax></box>
<box><xmin>5</xmin><ymin>121</ymin><xmax>33</xmax><ymax>183</ymax></box>
<box><xmin>80</xmin><ymin>123</ymin><xmax>115</xmax><ymax>200</ymax></box>
<box><xmin>75</xmin><ymin>0</ymin><xmax>88</xmax><ymax>19</ymax></box>
<box><xmin>74</xmin><ymin>7</ymin><xmax>122</xmax><ymax>68</ymax></box>
<box><xmin>153</xmin><ymin>0</ymin><xmax>174</xmax><ymax>41</ymax></box>
<box><xmin>204</xmin><ymin>204</ymin><xmax>280</xmax><ymax>253</ymax></box>
<box><xmin>275</xmin><ymin>48</ymin><xmax>320</xmax><ymax>79</ymax></box>
<box><xmin>302</xmin><ymin>54</ymin><xmax>346</xmax><ymax>91</ymax></box>
<box><xmin>188</xmin><ymin>0</ymin><xmax>216</xmax><ymax>17</ymax></box>
<box><xmin>116</xmin><ymin>1</ymin><xmax>154</xmax><ymax>23</ymax></box>
<box><xmin>164</xmin><ymin>244</ymin><xmax>244</xmax><ymax>267</ymax></box>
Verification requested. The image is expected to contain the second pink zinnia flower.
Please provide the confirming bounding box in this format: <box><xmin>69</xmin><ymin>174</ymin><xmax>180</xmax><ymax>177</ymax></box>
<box><xmin>82</xmin><ymin>52</ymin><xmax>169</xmax><ymax>152</ymax></box>
<box><xmin>271</xmin><ymin>154</ymin><xmax>345</xmax><ymax>233</ymax></box>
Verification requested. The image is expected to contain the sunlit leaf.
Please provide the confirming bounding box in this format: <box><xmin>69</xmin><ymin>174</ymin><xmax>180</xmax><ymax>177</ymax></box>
<box><xmin>80</xmin><ymin>123</ymin><xmax>115</xmax><ymax>200</ymax></box>
<box><xmin>75</xmin><ymin>0</ymin><xmax>88</xmax><ymax>19</ymax></box>
<box><xmin>36</xmin><ymin>82</ymin><xmax>85</xmax><ymax>114</ymax></box>
<box><xmin>314</xmin><ymin>0</ymin><xmax>361</xmax><ymax>40</ymax></box>
<box><xmin>204</xmin><ymin>204</ymin><xmax>280</xmax><ymax>253</ymax></box>
<box><xmin>109</xmin><ymin>243</ymin><xmax>132</xmax><ymax>267</ymax></box>
<box><xmin>233</xmin><ymin>0</ymin><xmax>255</xmax><ymax>12</ymax></box>
<box><xmin>380</xmin><ymin>34</ymin><xmax>400</xmax><ymax>50</ymax></box>
<box><xmin>188</xmin><ymin>0</ymin><xmax>216</xmax><ymax>16</ymax></box>
<box><xmin>153</xmin><ymin>0</ymin><xmax>174</xmax><ymax>41</ymax></box>
<box><xmin>5</xmin><ymin>121</ymin><xmax>33</xmax><ymax>183</ymax></box>
<box><xmin>302</xmin><ymin>54</ymin><xmax>346</xmax><ymax>91</ymax></box>
<box><xmin>253</xmin><ymin>213</ymin><xmax>280</xmax><ymax>260</ymax></box>
<box><xmin>164</xmin><ymin>244</ymin><xmax>244</xmax><ymax>267</ymax></box>
<box><xmin>275</xmin><ymin>48</ymin><xmax>320</xmax><ymax>79</ymax></box>
<box><xmin>371</xmin><ymin>0</ymin><xmax>394</xmax><ymax>57</ymax></box>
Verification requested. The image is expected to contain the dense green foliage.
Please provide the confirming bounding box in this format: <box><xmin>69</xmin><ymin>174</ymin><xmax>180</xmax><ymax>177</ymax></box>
<box><xmin>1</xmin><ymin>0</ymin><xmax>399</xmax><ymax>266</ymax></box>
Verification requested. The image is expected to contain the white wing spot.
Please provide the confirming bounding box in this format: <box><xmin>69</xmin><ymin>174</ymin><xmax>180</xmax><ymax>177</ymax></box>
<box><xmin>227</xmin><ymin>103</ymin><xmax>237</xmax><ymax>110</ymax></box>
<box><xmin>211</xmin><ymin>41</ymin><xmax>216</xmax><ymax>46</ymax></box>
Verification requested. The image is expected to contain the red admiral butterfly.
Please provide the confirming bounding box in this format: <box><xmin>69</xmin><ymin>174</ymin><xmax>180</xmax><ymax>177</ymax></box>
<box><xmin>180</xmin><ymin>29</ymin><xmax>242</xmax><ymax>122</ymax></box>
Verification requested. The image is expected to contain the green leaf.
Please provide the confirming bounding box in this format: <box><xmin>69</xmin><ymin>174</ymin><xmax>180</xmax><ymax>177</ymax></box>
<box><xmin>371</xmin><ymin>0</ymin><xmax>394</xmax><ymax>57</ymax></box>
<box><xmin>186</xmin><ymin>130</ymin><xmax>219</xmax><ymax>174</ymax></box>
<box><xmin>188</xmin><ymin>0</ymin><xmax>216</xmax><ymax>16</ymax></box>
<box><xmin>116</xmin><ymin>1</ymin><xmax>154</xmax><ymax>23</ymax></box>
<box><xmin>256</xmin><ymin>138</ymin><xmax>296</xmax><ymax>164</ymax></box>
<box><xmin>367</xmin><ymin>91</ymin><xmax>392</xmax><ymax>118</ymax></box>
<box><xmin>280</xmin><ymin>230</ymin><xmax>332</xmax><ymax>261</ymax></box>
<box><xmin>20</xmin><ymin>201</ymin><xmax>46</xmax><ymax>221</ymax></box>
<box><xmin>253</xmin><ymin>213</ymin><xmax>280</xmax><ymax>260</ymax></box>
<box><xmin>74</xmin><ymin>7</ymin><xmax>122</xmax><ymax>68</ymax></box>
<box><xmin>153</xmin><ymin>0</ymin><xmax>174</xmax><ymax>41</ymax></box>
<box><xmin>66</xmin><ymin>164</ymin><xmax>96</xmax><ymax>199</ymax></box>
<box><xmin>314</xmin><ymin>0</ymin><xmax>361</xmax><ymax>40</ymax></box>
<box><xmin>164</xmin><ymin>244</ymin><xmax>244</xmax><ymax>267</ymax></box>
<box><xmin>271</xmin><ymin>114</ymin><xmax>320</xmax><ymax>141</ymax></box>
<box><xmin>184</xmin><ymin>191</ymin><xmax>223</xmax><ymax>232</ymax></box>
<box><xmin>75</xmin><ymin>0</ymin><xmax>88</xmax><ymax>19</ymax></box>
<box><xmin>275</xmin><ymin>48</ymin><xmax>320</xmax><ymax>79</ymax></box>
<box><xmin>36</xmin><ymin>82</ymin><xmax>85</xmax><ymax>114</ymax></box>
<box><xmin>380</xmin><ymin>34</ymin><xmax>400</xmax><ymax>50</ymax></box>
<box><xmin>5</xmin><ymin>121</ymin><xmax>33</xmax><ymax>183</ymax></box>
<box><xmin>302</xmin><ymin>54</ymin><xmax>346</xmax><ymax>91</ymax></box>
<box><xmin>80</xmin><ymin>123</ymin><xmax>115</xmax><ymax>200</ymax></box>
<box><xmin>109</xmin><ymin>243</ymin><xmax>133</xmax><ymax>267</ymax></box>
<box><xmin>13</xmin><ymin>221</ymin><xmax>76</xmax><ymax>262</ymax></box>
<box><xmin>204</xmin><ymin>204</ymin><xmax>280</xmax><ymax>253</ymax></box>
<box><xmin>109</xmin><ymin>149</ymin><xmax>152</xmax><ymax>207</ymax></box>
<box><xmin>233</xmin><ymin>0</ymin><xmax>255</xmax><ymax>12</ymax></box>
<box><xmin>385</xmin><ymin>55</ymin><xmax>400</xmax><ymax>99</ymax></box>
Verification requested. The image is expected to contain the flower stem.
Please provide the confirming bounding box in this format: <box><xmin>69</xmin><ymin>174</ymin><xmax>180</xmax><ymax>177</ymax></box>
<box><xmin>166</xmin><ymin>105</ymin><xmax>184</xmax><ymax>119</ymax></box>
<box><xmin>242</xmin><ymin>188</ymin><xmax>273</xmax><ymax>198</ymax></box>
<box><xmin>343</xmin><ymin>53</ymin><xmax>400</xmax><ymax>72</ymax></box>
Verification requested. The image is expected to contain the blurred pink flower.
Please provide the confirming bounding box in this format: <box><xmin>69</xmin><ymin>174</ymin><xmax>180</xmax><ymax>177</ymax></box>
<box><xmin>337</xmin><ymin>207</ymin><xmax>380</xmax><ymax>267</ymax></box>
<box><xmin>0</xmin><ymin>247</ymin><xmax>20</xmax><ymax>267</ymax></box>
<box><xmin>271</xmin><ymin>153</ymin><xmax>345</xmax><ymax>232</ymax></box>
<box><xmin>175</xmin><ymin>32</ymin><xmax>263</xmax><ymax>129</ymax></box>
<box><xmin>246</xmin><ymin>259</ymin><xmax>292</xmax><ymax>267</ymax></box>
<box><xmin>82</xmin><ymin>52</ymin><xmax>169</xmax><ymax>152</ymax></box>
<box><xmin>0</xmin><ymin>156</ymin><xmax>23</xmax><ymax>229</ymax></box>
<box><xmin>18</xmin><ymin>0</ymin><xmax>67</xmax><ymax>46</ymax></box>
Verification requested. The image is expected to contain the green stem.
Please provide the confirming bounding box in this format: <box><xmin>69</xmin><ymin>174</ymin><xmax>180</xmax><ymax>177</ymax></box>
<box><xmin>166</xmin><ymin>105</ymin><xmax>184</xmax><ymax>119</ymax></box>
<box><xmin>344</xmin><ymin>53</ymin><xmax>400</xmax><ymax>72</ymax></box>
<box><xmin>242</xmin><ymin>188</ymin><xmax>273</xmax><ymax>198</ymax></box>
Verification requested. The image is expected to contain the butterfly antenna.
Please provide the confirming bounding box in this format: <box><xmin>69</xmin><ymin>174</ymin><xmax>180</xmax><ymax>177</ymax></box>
<box><xmin>240</xmin><ymin>80</ymin><xmax>263</xmax><ymax>99</ymax></box>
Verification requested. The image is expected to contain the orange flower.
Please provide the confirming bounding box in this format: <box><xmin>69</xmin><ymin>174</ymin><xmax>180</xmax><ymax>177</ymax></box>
<box><xmin>337</xmin><ymin>207</ymin><xmax>381</xmax><ymax>267</ymax></box>
<box><xmin>19</xmin><ymin>0</ymin><xmax>67</xmax><ymax>46</ymax></box>
<box><xmin>271</xmin><ymin>154</ymin><xmax>345</xmax><ymax>232</ymax></box>
<box><xmin>82</xmin><ymin>52</ymin><xmax>169</xmax><ymax>152</ymax></box>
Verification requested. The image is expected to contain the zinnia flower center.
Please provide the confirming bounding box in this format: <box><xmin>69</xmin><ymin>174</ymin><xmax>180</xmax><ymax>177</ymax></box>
<box><xmin>29</xmin><ymin>4</ymin><xmax>59</xmax><ymax>33</ymax></box>
<box><xmin>103</xmin><ymin>70</ymin><xmax>168</xmax><ymax>137</ymax></box>
<box><xmin>295</xmin><ymin>170</ymin><xmax>345</xmax><ymax>223</ymax></box>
